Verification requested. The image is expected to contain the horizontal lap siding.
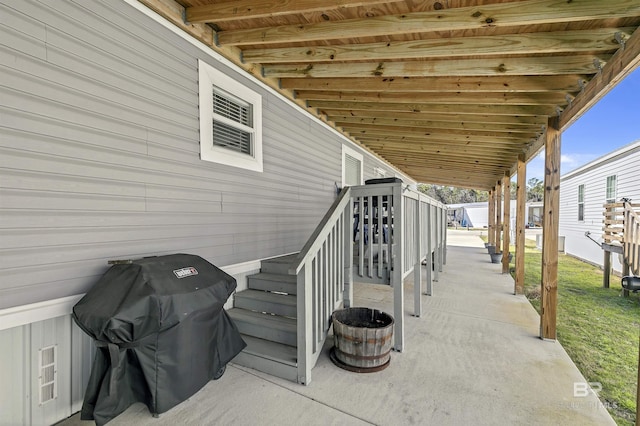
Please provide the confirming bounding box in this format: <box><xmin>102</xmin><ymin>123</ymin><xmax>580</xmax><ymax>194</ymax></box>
<box><xmin>0</xmin><ymin>0</ymin><xmax>405</xmax><ymax>309</ymax></box>
<box><xmin>559</xmin><ymin>145</ymin><xmax>640</xmax><ymax>268</ymax></box>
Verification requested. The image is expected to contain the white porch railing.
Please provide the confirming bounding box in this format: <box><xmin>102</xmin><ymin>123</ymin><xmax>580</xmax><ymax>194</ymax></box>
<box><xmin>290</xmin><ymin>182</ymin><xmax>446</xmax><ymax>384</ymax></box>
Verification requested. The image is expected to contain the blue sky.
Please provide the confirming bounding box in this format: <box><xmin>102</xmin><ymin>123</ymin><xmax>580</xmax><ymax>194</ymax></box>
<box><xmin>526</xmin><ymin>67</ymin><xmax>640</xmax><ymax>181</ymax></box>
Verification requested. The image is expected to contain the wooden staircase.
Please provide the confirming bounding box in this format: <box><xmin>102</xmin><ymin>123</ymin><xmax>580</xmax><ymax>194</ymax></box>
<box><xmin>228</xmin><ymin>254</ymin><xmax>300</xmax><ymax>382</ymax></box>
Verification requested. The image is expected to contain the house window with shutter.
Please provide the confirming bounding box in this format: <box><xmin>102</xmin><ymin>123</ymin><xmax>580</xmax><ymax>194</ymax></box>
<box><xmin>342</xmin><ymin>145</ymin><xmax>363</xmax><ymax>186</ymax></box>
<box><xmin>577</xmin><ymin>184</ymin><xmax>584</xmax><ymax>221</ymax></box>
<box><xmin>198</xmin><ymin>59</ymin><xmax>263</xmax><ymax>172</ymax></box>
<box><xmin>606</xmin><ymin>175</ymin><xmax>617</xmax><ymax>203</ymax></box>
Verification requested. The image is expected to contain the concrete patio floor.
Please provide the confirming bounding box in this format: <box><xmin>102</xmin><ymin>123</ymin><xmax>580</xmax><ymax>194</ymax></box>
<box><xmin>62</xmin><ymin>230</ymin><xmax>615</xmax><ymax>426</ymax></box>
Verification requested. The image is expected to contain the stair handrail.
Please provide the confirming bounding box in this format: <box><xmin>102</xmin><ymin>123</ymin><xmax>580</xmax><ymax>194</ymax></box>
<box><xmin>288</xmin><ymin>186</ymin><xmax>353</xmax><ymax>385</ymax></box>
<box><xmin>289</xmin><ymin>186</ymin><xmax>352</xmax><ymax>275</ymax></box>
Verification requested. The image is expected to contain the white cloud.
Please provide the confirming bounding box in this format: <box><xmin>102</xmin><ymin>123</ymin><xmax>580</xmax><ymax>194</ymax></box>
<box><xmin>523</xmin><ymin>152</ymin><xmax>599</xmax><ymax>181</ymax></box>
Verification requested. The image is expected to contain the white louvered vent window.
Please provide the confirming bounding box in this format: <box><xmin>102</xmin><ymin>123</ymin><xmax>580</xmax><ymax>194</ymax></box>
<box><xmin>198</xmin><ymin>59</ymin><xmax>263</xmax><ymax>172</ymax></box>
<box><xmin>212</xmin><ymin>91</ymin><xmax>253</xmax><ymax>155</ymax></box>
<box><xmin>38</xmin><ymin>345</ymin><xmax>58</xmax><ymax>405</ymax></box>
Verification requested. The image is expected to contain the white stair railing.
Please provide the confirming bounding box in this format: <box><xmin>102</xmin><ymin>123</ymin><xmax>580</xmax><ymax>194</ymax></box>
<box><xmin>289</xmin><ymin>187</ymin><xmax>352</xmax><ymax>385</ymax></box>
<box><xmin>289</xmin><ymin>183</ymin><xmax>447</xmax><ymax>384</ymax></box>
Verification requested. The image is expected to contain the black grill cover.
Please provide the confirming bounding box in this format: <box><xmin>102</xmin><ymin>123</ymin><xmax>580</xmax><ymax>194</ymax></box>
<box><xmin>72</xmin><ymin>254</ymin><xmax>246</xmax><ymax>425</ymax></box>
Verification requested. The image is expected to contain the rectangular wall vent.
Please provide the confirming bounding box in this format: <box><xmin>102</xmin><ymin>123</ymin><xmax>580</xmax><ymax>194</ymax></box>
<box><xmin>38</xmin><ymin>345</ymin><xmax>58</xmax><ymax>405</ymax></box>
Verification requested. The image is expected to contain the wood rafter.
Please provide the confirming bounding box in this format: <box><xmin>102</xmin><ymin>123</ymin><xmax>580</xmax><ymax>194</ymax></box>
<box><xmin>309</xmin><ymin>100</ymin><xmax>556</xmax><ymax>116</ymax></box>
<box><xmin>263</xmin><ymin>54</ymin><xmax>610</xmax><ymax>78</ymax></box>
<box><xmin>217</xmin><ymin>0</ymin><xmax>640</xmax><ymax>45</ymax></box>
<box><xmin>331</xmin><ymin>116</ymin><xmax>544</xmax><ymax>133</ymax></box>
<box><xmin>297</xmin><ymin>90</ymin><xmax>570</xmax><ymax>106</ymax></box>
<box><xmin>280</xmin><ymin>75</ymin><xmax>588</xmax><ymax>93</ymax></box>
<box><xmin>244</xmin><ymin>28</ymin><xmax>631</xmax><ymax>63</ymax></box>
<box><xmin>185</xmin><ymin>0</ymin><xmax>390</xmax><ymax>23</ymax></box>
<box><xmin>362</xmin><ymin>146</ymin><xmax>524</xmax><ymax>162</ymax></box>
<box><xmin>321</xmin><ymin>110</ymin><xmax>548</xmax><ymax>126</ymax></box>
<box><xmin>344</xmin><ymin>125</ymin><xmax>538</xmax><ymax>141</ymax></box>
<box><xmin>360</xmin><ymin>139</ymin><xmax>525</xmax><ymax>151</ymax></box>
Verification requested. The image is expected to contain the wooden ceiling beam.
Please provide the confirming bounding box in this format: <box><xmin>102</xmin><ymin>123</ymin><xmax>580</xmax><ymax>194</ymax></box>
<box><xmin>331</xmin><ymin>116</ymin><xmax>544</xmax><ymax>133</ymax></box>
<box><xmin>362</xmin><ymin>146</ymin><xmax>523</xmax><ymax>161</ymax></box>
<box><xmin>416</xmin><ymin>177</ymin><xmax>493</xmax><ymax>191</ymax></box>
<box><xmin>400</xmin><ymin>172</ymin><xmax>499</xmax><ymax>190</ymax></box>
<box><xmin>356</xmin><ymin>135</ymin><xmax>522</xmax><ymax>153</ymax></box>
<box><xmin>218</xmin><ymin>0</ymin><xmax>640</xmax><ymax>45</ymax></box>
<box><xmin>263</xmin><ymin>55</ymin><xmax>609</xmax><ymax>78</ymax></box>
<box><xmin>309</xmin><ymin>100</ymin><xmax>555</xmax><ymax>116</ymax></box>
<box><xmin>297</xmin><ymin>90</ymin><xmax>569</xmax><ymax>106</ymax></box>
<box><xmin>388</xmin><ymin>158</ymin><xmax>512</xmax><ymax>173</ymax></box>
<box><xmin>320</xmin><ymin>109</ymin><xmax>548</xmax><ymax>126</ymax></box>
<box><xmin>344</xmin><ymin>123</ymin><xmax>540</xmax><ymax>144</ymax></box>
<box><xmin>345</xmin><ymin>125</ymin><xmax>538</xmax><ymax>141</ymax></box>
<box><xmin>281</xmin><ymin>75</ymin><xmax>588</xmax><ymax>93</ymax></box>
<box><xmin>244</xmin><ymin>28</ymin><xmax>630</xmax><ymax>63</ymax></box>
<box><xmin>185</xmin><ymin>0</ymin><xmax>390</xmax><ymax>23</ymax></box>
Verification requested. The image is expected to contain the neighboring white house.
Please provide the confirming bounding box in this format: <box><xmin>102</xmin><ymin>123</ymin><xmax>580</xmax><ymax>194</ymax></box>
<box><xmin>448</xmin><ymin>202</ymin><xmax>489</xmax><ymax>228</ymax></box>
<box><xmin>448</xmin><ymin>201</ymin><xmax>541</xmax><ymax>230</ymax></box>
<box><xmin>559</xmin><ymin>139</ymin><xmax>640</xmax><ymax>272</ymax></box>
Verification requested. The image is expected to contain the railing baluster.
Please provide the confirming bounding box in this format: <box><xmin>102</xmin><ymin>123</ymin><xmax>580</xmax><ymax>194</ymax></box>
<box><xmin>358</xmin><ymin>196</ymin><xmax>364</xmax><ymax>278</ymax></box>
<box><xmin>312</xmin><ymin>256</ymin><xmax>318</xmax><ymax>352</ymax></box>
<box><xmin>330</xmin><ymin>224</ymin><xmax>335</xmax><ymax>317</ymax></box>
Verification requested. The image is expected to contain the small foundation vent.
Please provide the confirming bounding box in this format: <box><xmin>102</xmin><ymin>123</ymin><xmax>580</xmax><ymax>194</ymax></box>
<box><xmin>38</xmin><ymin>345</ymin><xmax>58</xmax><ymax>405</ymax></box>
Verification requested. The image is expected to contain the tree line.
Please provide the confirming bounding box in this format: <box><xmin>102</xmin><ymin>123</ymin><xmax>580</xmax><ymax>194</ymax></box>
<box><xmin>418</xmin><ymin>177</ymin><xmax>544</xmax><ymax>205</ymax></box>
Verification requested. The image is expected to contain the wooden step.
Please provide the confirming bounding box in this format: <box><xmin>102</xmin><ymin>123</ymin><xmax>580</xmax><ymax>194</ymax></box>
<box><xmin>247</xmin><ymin>272</ymin><xmax>297</xmax><ymax>295</ymax></box>
<box><xmin>231</xmin><ymin>334</ymin><xmax>298</xmax><ymax>383</ymax></box>
<box><xmin>227</xmin><ymin>308</ymin><xmax>297</xmax><ymax>346</ymax></box>
<box><xmin>260</xmin><ymin>253</ymin><xmax>299</xmax><ymax>275</ymax></box>
<box><xmin>234</xmin><ymin>289</ymin><xmax>297</xmax><ymax>318</ymax></box>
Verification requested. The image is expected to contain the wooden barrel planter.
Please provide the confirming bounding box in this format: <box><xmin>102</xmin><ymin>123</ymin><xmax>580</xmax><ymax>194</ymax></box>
<box><xmin>330</xmin><ymin>307</ymin><xmax>394</xmax><ymax>373</ymax></box>
<box><xmin>490</xmin><ymin>252</ymin><xmax>513</xmax><ymax>263</ymax></box>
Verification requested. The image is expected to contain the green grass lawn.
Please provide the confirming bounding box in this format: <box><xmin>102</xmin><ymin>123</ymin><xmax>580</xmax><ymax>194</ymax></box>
<box><xmin>509</xmin><ymin>238</ymin><xmax>640</xmax><ymax>425</ymax></box>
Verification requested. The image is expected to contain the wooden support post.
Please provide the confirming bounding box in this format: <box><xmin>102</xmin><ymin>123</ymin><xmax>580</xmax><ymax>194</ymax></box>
<box><xmin>540</xmin><ymin>117</ymin><xmax>561</xmax><ymax>341</ymax></box>
<box><xmin>488</xmin><ymin>189</ymin><xmax>495</xmax><ymax>246</ymax></box>
<box><xmin>515</xmin><ymin>155</ymin><xmax>526</xmax><ymax>295</ymax></box>
<box><xmin>603</xmin><ymin>250</ymin><xmax>611</xmax><ymax>289</ymax></box>
<box><xmin>502</xmin><ymin>173</ymin><xmax>511</xmax><ymax>274</ymax></box>
<box><xmin>495</xmin><ymin>181</ymin><xmax>503</xmax><ymax>253</ymax></box>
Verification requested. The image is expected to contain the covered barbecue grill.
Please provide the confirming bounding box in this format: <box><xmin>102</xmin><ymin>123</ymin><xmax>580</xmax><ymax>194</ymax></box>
<box><xmin>73</xmin><ymin>253</ymin><xmax>246</xmax><ymax>425</ymax></box>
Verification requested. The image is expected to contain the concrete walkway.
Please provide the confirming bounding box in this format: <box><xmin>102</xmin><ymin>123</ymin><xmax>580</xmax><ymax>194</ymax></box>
<box><xmin>62</xmin><ymin>230</ymin><xmax>615</xmax><ymax>426</ymax></box>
